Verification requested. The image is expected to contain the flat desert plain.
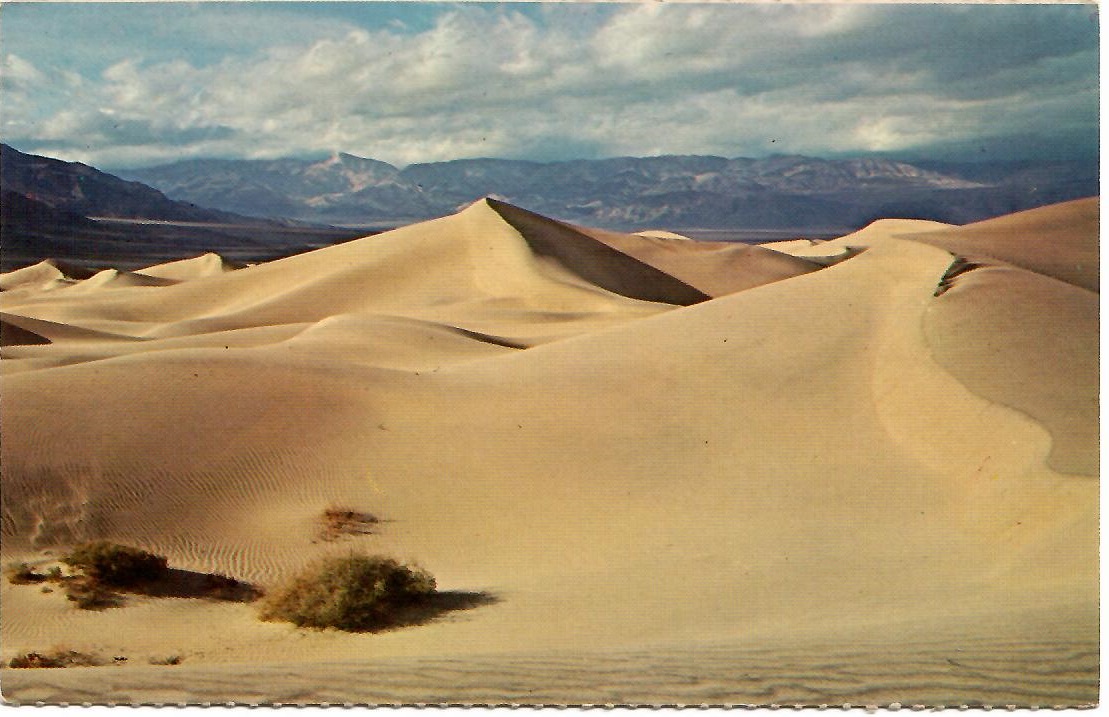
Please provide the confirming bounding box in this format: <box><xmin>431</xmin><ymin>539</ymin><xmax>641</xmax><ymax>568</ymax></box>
<box><xmin>0</xmin><ymin>197</ymin><xmax>1098</xmax><ymax>705</ymax></box>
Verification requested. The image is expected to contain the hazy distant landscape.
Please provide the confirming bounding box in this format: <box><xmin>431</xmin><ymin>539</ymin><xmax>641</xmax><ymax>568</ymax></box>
<box><xmin>2</xmin><ymin>141</ymin><xmax>1094</xmax><ymax>272</ymax></box>
<box><xmin>1</xmin><ymin>144</ymin><xmax>377</xmax><ymax>272</ymax></box>
<box><xmin>113</xmin><ymin>152</ymin><xmax>1097</xmax><ymax>229</ymax></box>
<box><xmin>0</xmin><ymin>1</ymin><xmax>1098</xmax><ymax>707</ymax></box>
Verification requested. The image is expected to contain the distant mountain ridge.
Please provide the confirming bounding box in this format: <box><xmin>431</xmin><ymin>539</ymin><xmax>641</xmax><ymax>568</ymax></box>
<box><xmin>116</xmin><ymin>151</ymin><xmax>1097</xmax><ymax>229</ymax></box>
<box><xmin>0</xmin><ymin>145</ymin><xmax>370</xmax><ymax>272</ymax></box>
<box><xmin>1</xmin><ymin>144</ymin><xmax>245</xmax><ymax>223</ymax></box>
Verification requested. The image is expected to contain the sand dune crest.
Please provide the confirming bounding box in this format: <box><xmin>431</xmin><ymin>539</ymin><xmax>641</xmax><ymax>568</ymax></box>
<box><xmin>136</xmin><ymin>252</ymin><xmax>244</xmax><ymax>282</ymax></box>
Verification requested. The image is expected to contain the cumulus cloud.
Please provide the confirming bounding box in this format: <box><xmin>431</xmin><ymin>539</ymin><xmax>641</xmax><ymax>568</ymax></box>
<box><xmin>0</xmin><ymin>3</ymin><xmax>1097</xmax><ymax>167</ymax></box>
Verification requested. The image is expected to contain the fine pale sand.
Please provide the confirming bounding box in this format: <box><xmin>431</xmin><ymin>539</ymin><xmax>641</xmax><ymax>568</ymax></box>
<box><xmin>0</xmin><ymin>197</ymin><xmax>1097</xmax><ymax>705</ymax></box>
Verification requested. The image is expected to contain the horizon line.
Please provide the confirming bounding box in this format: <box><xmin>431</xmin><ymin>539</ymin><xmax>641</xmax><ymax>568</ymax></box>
<box><xmin>3</xmin><ymin>142</ymin><xmax>1094</xmax><ymax>172</ymax></box>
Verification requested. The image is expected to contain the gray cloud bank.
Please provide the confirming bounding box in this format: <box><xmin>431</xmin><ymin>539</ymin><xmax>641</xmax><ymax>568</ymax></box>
<box><xmin>1</xmin><ymin>3</ymin><xmax>1098</xmax><ymax>168</ymax></box>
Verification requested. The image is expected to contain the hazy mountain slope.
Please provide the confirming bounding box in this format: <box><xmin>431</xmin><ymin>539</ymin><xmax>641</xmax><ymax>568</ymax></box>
<box><xmin>116</xmin><ymin>153</ymin><xmax>418</xmax><ymax>220</ymax></box>
<box><xmin>1</xmin><ymin>144</ymin><xmax>244</xmax><ymax>222</ymax></box>
<box><xmin>0</xmin><ymin>147</ymin><xmax>380</xmax><ymax>273</ymax></box>
<box><xmin>118</xmin><ymin>152</ymin><xmax>1096</xmax><ymax>229</ymax></box>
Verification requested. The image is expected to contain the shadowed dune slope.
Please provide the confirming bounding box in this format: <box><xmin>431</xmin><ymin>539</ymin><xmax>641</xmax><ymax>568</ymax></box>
<box><xmin>489</xmin><ymin>199</ymin><xmax>821</xmax><ymax>298</ymax></box>
<box><xmin>0</xmin><ymin>311</ymin><xmax>141</xmax><ymax>345</ymax></box>
<box><xmin>485</xmin><ymin>198</ymin><xmax>710</xmax><ymax>304</ymax></box>
<box><xmin>0</xmin><ymin>319</ymin><xmax>50</xmax><ymax>346</ymax></box>
<box><xmin>576</xmin><ymin>225</ymin><xmax>824</xmax><ymax>297</ymax></box>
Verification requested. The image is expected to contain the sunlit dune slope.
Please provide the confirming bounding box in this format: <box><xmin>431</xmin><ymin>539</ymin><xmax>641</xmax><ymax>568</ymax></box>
<box><xmin>926</xmin><ymin>265</ymin><xmax>1097</xmax><ymax>476</ymax></box>
<box><xmin>0</xmin><ymin>199</ymin><xmax>683</xmax><ymax>345</ymax></box>
<box><xmin>0</xmin><ymin>259</ymin><xmax>96</xmax><ymax>293</ymax></box>
<box><xmin>135</xmin><ymin>252</ymin><xmax>244</xmax><ymax>282</ymax></box>
<box><xmin>907</xmin><ymin>197</ymin><xmax>1098</xmax><ymax>292</ymax></box>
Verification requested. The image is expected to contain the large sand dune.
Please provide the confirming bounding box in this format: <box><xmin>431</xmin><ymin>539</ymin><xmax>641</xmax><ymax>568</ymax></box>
<box><xmin>0</xmin><ymin>197</ymin><xmax>1097</xmax><ymax>705</ymax></box>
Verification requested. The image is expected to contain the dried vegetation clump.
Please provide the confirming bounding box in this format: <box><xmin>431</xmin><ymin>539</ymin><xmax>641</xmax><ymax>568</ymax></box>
<box><xmin>9</xmin><ymin>649</ymin><xmax>102</xmax><ymax>669</ymax></box>
<box><xmin>259</xmin><ymin>554</ymin><xmax>436</xmax><ymax>632</ymax></box>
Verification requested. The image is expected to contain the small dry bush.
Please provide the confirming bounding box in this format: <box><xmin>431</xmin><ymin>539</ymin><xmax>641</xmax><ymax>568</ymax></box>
<box><xmin>7</xmin><ymin>562</ymin><xmax>67</xmax><ymax>586</ymax></box>
<box><xmin>63</xmin><ymin>580</ymin><xmax>123</xmax><ymax>610</ymax></box>
<box><xmin>259</xmin><ymin>554</ymin><xmax>435</xmax><ymax>632</ymax></box>
<box><xmin>9</xmin><ymin>649</ymin><xmax>101</xmax><ymax>668</ymax></box>
<box><xmin>5</xmin><ymin>562</ymin><xmax>46</xmax><ymax>585</ymax></box>
<box><xmin>149</xmin><ymin>655</ymin><xmax>183</xmax><ymax>666</ymax></box>
<box><xmin>319</xmin><ymin>507</ymin><xmax>379</xmax><ymax>541</ymax></box>
<box><xmin>62</xmin><ymin>542</ymin><xmax>168</xmax><ymax>587</ymax></box>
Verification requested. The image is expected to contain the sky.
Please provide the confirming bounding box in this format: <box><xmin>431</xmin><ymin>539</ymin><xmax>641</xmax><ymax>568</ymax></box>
<box><xmin>0</xmin><ymin>2</ymin><xmax>1099</xmax><ymax>169</ymax></box>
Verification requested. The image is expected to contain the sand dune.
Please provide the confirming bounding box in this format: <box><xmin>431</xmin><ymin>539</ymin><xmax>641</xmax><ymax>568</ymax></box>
<box><xmin>634</xmin><ymin>229</ymin><xmax>693</xmax><ymax>241</ymax></box>
<box><xmin>925</xmin><ymin>265</ymin><xmax>1098</xmax><ymax>476</ymax></box>
<box><xmin>907</xmin><ymin>197</ymin><xmax>1098</xmax><ymax>292</ymax></box>
<box><xmin>0</xmin><ymin>259</ymin><xmax>95</xmax><ymax>293</ymax></box>
<box><xmin>484</xmin><ymin>199</ymin><xmax>710</xmax><ymax>304</ymax></box>
<box><xmin>0</xmin><ymin>319</ymin><xmax>50</xmax><ymax>347</ymax></box>
<box><xmin>578</xmin><ymin>226</ymin><xmax>824</xmax><ymax>296</ymax></box>
<box><xmin>135</xmin><ymin>252</ymin><xmax>243</xmax><ymax>282</ymax></box>
<box><xmin>490</xmin><ymin>199</ymin><xmax>822</xmax><ymax>298</ymax></box>
<box><xmin>0</xmin><ymin>199</ymin><xmax>679</xmax><ymax>343</ymax></box>
<box><xmin>69</xmin><ymin>269</ymin><xmax>178</xmax><ymax>291</ymax></box>
<box><xmin>0</xmin><ymin>197</ymin><xmax>1097</xmax><ymax>705</ymax></box>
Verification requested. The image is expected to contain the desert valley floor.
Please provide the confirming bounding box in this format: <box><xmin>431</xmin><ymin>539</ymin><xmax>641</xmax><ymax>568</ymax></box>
<box><xmin>0</xmin><ymin>197</ymin><xmax>1098</xmax><ymax>705</ymax></box>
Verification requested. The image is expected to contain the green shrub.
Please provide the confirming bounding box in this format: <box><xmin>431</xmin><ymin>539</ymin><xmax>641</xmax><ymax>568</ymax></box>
<box><xmin>259</xmin><ymin>554</ymin><xmax>436</xmax><ymax>632</ymax></box>
<box><xmin>62</xmin><ymin>542</ymin><xmax>168</xmax><ymax>587</ymax></box>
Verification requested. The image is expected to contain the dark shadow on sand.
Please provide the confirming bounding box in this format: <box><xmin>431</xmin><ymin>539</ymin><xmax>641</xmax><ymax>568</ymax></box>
<box><xmin>356</xmin><ymin>591</ymin><xmax>500</xmax><ymax>634</ymax></box>
<box><xmin>130</xmin><ymin>568</ymin><xmax>263</xmax><ymax>602</ymax></box>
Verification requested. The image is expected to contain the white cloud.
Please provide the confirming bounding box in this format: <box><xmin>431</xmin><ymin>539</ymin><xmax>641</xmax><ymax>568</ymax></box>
<box><xmin>2</xmin><ymin>4</ymin><xmax>1097</xmax><ymax>167</ymax></box>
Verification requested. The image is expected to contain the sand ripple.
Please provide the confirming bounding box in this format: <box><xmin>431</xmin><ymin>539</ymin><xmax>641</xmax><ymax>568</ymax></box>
<box><xmin>2</xmin><ymin>637</ymin><xmax>1097</xmax><ymax>706</ymax></box>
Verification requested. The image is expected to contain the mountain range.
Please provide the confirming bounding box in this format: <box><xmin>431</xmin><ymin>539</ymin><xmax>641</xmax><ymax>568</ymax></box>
<box><xmin>0</xmin><ymin>144</ymin><xmax>368</xmax><ymax>271</ymax></box>
<box><xmin>1</xmin><ymin>144</ymin><xmax>245</xmax><ymax>224</ymax></box>
<box><xmin>1</xmin><ymin>142</ymin><xmax>1096</xmax><ymax>270</ymax></box>
<box><xmin>116</xmin><ymin>152</ymin><xmax>1097</xmax><ymax>229</ymax></box>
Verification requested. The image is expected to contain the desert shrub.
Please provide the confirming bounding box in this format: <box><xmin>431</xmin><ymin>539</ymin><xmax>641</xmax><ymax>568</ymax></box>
<box><xmin>149</xmin><ymin>655</ymin><xmax>183</xmax><ymax>666</ymax></box>
<box><xmin>319</xmin><ymin>507</ymin><xmax>379</xmax><ymax>541</ymax></box>
<box><xmin>64</xmin><ymin>580</ymin><xmax>122</xmax><ymax>610</ymax></box>
<box><xmin>259</xmin><ymin>554</ymin><xmax>436</xmax><ymax>632</ymax></box>
<box><xmin>5</xmin><ymin>562</ymin><xmax>45</xmax><ymax>585</ymax></box>
<box><xmin>62</xmin><ymin>541</ymin><xmax>168</xmax><ymax>587</ymax></box>
<box><xmin>9</xmin><ymin>649</ymin><xmax>101</xmax><ymax>668</ymax></box>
